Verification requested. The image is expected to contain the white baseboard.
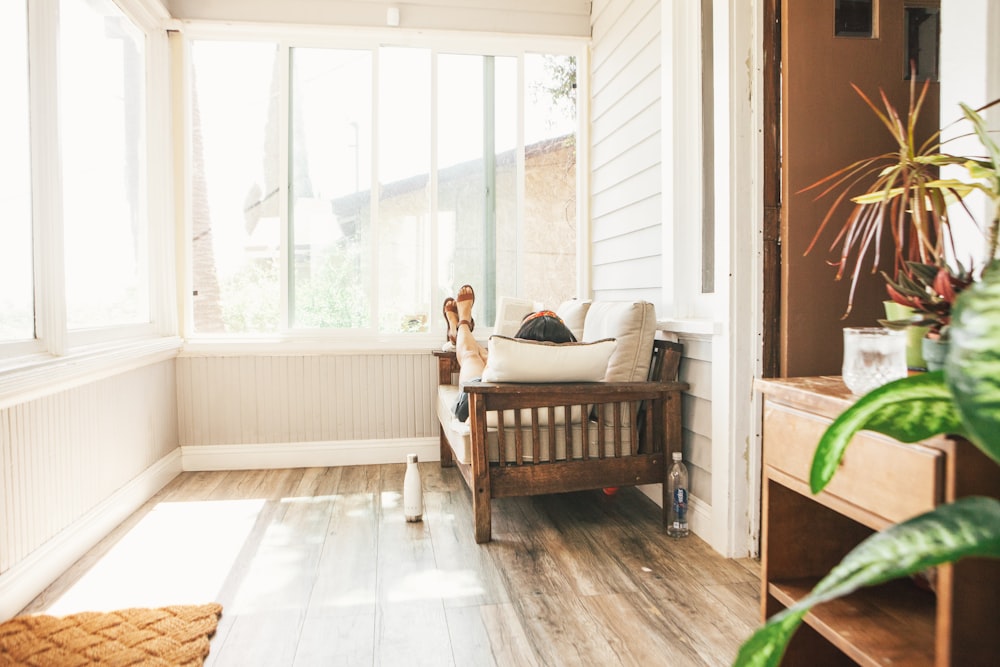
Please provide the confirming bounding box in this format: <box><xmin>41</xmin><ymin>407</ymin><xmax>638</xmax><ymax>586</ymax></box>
<box><xmin>637</xmin><ymin>483</ymin><xmax>711</xmax><ymax>539</ymax></box>
<box><xmin>181</xmin><ymin>437</ymin><xmax>440</xmax><ymax>471</ymax></box>
<box><xmin>0</xmin><ymin>449</ymin><xmax>182</xmax><ymax>622</ymax></box>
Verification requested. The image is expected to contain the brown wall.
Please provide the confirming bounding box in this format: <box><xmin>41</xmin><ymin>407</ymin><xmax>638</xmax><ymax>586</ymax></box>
<box><xmin>781</xmin><ymin>0</ymin><xmax>939</xmax><ymax>376</ymax></box>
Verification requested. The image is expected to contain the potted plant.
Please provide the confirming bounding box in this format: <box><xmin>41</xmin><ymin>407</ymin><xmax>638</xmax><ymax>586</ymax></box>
<box><xmin>880</xmin><ymin>259</ymin><xmax>974</xmax><ymax>368</ymax></box>
<box><xmin>734</xmin><ymin>98</ymin><xmax>1000</xmax><ymax>665</ymax></box>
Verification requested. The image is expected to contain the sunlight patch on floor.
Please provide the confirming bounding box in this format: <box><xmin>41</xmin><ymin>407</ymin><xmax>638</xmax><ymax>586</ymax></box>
<box><xmin>40</xmin><ymin>499</ymin><xmax>265</xmax><ymax>615</ymax></box>
<box><xmin>385</xmin><ymin>569</ymin><xmax>485</xmax><ymax>603</ymax></box>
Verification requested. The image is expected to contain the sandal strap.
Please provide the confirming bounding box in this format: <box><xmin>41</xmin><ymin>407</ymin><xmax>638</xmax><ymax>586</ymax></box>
<box><xmin>458</xmin><ymin>319</ymin><xmax>474</xmax><ymax>331</ymax></box>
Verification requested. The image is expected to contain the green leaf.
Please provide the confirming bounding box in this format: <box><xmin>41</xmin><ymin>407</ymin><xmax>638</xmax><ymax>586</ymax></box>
<box><xmin>947</xmin><ymin>261</ymin><xmax>1000</xmax><ymax>464</ymax></box>
<box><xmin>732</xmin><ymin>608</ymin><xmax>806</xmax><ymax>667</ymax></box>
<box><xmin>733</xmin><ymin>497</ymin><xmax>1000</xmax><ymax>667</ymax></box>
<box><xmin>810</xmin><ymin>373</ymin><xmax>964</xmax><ymax>494</ymax></box>
<box><xmin>805</xmin><ymin>497</ymin><xmax>1000</xmax><ymax>603</ymax></box>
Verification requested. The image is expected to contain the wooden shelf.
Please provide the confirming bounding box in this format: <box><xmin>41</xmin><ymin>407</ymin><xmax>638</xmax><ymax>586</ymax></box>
<box><xmin>769</xmin><ymin>577</ymin><xmax>935</xmax><ymax>667</ymax></box>
<box><xmin>756</xmin><ymin>376</ymin><xmax>1000</xmax><ymax>666</ymax></box>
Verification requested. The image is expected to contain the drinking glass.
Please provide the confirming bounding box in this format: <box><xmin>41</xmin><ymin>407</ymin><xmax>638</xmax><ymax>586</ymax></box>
<box><xmin>842</xmin><ymin>327</ymin><xmax>907</xmax><ymax>395</ymax></box>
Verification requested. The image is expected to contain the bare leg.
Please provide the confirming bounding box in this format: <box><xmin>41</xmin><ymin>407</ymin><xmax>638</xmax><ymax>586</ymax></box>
<box><xmin>454</xmin><ymin>284</ymin><xmax>487</xmax><ymax>382</ymax></box>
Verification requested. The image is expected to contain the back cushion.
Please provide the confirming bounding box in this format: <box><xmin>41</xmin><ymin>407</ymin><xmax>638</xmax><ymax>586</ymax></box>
<box><xmin>582</xmin><ymin>301</ymin><xmax>657</xmax><ymax>382</ymax></box>
<box><xmin>555</xmin><ymin>299</ymin><xmax>591</xmax><ymax>342</ymax></box>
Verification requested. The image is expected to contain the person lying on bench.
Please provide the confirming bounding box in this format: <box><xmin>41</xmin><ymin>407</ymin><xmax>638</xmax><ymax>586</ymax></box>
<box><xmin>443</xmin><ymin>284</ymin><xmax>576</xmax><ymax>422</ymax></box>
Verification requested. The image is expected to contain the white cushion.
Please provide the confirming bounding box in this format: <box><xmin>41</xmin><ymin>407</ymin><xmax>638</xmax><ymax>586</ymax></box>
<box><xmin>582</xmin><ymin>301</ymin><xmax>657</xmax><ymax>382</ymax></box>
<box><xmin>555</xmin><ymin>299</ymin><xmax>591</xmax><ymax>341</ymax></box>
<box><xmin>480</xmin><ymin>336</ymin><xmax>617</xmax><ymax>383</ymax></box>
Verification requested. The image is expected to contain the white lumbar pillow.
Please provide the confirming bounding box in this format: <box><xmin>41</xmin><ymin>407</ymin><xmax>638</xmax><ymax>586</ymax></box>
<box><xmin>480</xmin><ymin>336</ymin><xmax>617</xmax><ymax>383</ymax></box>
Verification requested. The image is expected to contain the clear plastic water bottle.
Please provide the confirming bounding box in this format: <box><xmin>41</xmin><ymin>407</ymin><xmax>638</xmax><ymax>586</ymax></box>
<box><xmin>403</xmin><ymin>453</ymin><xmax>423</xmax><ymax>522</ymax></box>
<box><xmin>667</xmin><ymin>452</ymin><xmax>689</xmax><ymax>538</ymax></box>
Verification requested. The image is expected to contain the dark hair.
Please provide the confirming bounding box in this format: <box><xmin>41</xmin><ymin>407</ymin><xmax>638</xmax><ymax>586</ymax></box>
<box><xmin>514</xmin><ymin>311</ymin><xmax>577</xmax><ymax>343</ymax></box>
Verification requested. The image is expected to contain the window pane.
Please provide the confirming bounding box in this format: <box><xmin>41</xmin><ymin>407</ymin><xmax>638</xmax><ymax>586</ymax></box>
<box><xmin>378</xmin><ymin>47</ymin><xmax>431</xmax><ymax>333</ymax></box>
<box><xmin>60</xmin><ymin>0</ymin><xmax>148</xmax><ymax>330</ymax></box>
<box><xmin>494</xmin><ymin>56</ymin><xmax>519</xmax><ymax>308</ymax></box>
<box><xmin>0</xmin><ymin>0</ymin><xmax>34</xmax><ymax>343</ymax></box>
<box><xmin>437</xmin><ymin>53</ymin><xmax>486</xmax><ymax>321</ymax></box>
<box><xmin>190</xmin><ymin>41</ymin><xmax>280</xmax><ymax>333</ymax></box>
<box><xmin>523</xmin><ymin>54</ymin><xmax>577</xmax><ymax>306</ymax></box>
<box><xmin>290</xmin><ymin>47</ymin><xmax>372</xmax><ymax>329</ymax></box>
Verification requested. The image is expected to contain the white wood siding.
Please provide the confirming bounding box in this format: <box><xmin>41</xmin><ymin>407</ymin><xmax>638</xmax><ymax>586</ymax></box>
<box><xmin>176</xmin><ymin>352</ymin><xmax>439</xmax><ymax>446</ymax></box>
<box><xmin>0</xmin><ymin>361</ymin><xmax>177</xmax><ymax>577</ymax></box>
<box><xmin>678</xmin><ymin>334</ymin><xmax>712</xmax><ymax>503</ymax></box>
<box><xmin>592</xmin><ymin>1</ymin><xmax>716</xmax><ymax>533</ymax></box>
<box><xmin>589</xmin><ymin>0</ymin><xmax>662</xmax><ymax>304</ymax></box>
<box><xmin>163</xmin><ymin>0</ymin><xmax>592</xmax><ymax>36</ymax></box>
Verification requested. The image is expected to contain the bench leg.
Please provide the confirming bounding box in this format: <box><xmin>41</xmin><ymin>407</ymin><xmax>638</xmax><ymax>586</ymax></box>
<box><xmin>439</xmin><ymin>431</ymin><xmax>454</xmax><ymax>468</ymax></box>
<box><xmin>473</xmin><ymin>486</ymin><xmax>492</xmax><ymax>543</ymax></box>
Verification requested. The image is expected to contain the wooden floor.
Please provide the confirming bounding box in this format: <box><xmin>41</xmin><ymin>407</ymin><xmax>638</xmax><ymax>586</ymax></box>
<box><xmin>22</xmin><ymin>464</ymin><xmax>760</xmax><ymax>666</ymax></box>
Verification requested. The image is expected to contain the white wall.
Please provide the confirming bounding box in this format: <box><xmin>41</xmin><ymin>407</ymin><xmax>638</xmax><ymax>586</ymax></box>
<box><xmin>163</xmin><ymin>0</ymin><xmax>592</xmax><ymax>36</ymax></box>
<box><xmin>939</xmin><ymin>1</ymin><xmax>1000</xmax><ymax>269</ymax></box>
<box><xmin>176</xmin><ymin>350</ymin><xmax>440</xmax><ymax>470</ymax></box>
<box><xmin>0</xmin><ymin>359</ymin><xmax>180</xmax><ymax>620</ymax></box>
<box><xmin>589</xmin><ymin>0</ymin><xmax>663</xmax><ymax>305</ymax></box>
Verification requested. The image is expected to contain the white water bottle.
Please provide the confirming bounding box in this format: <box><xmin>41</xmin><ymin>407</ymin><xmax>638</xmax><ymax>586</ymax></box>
<box><xmin>667</xmin><ymin>452</ymin><xmax>689</xmax><ymax>538</ymax></box>
<box><xmin>403</xmin><ymin>453</ymin><xmax>423</xmax><ymax>522</ymax></box>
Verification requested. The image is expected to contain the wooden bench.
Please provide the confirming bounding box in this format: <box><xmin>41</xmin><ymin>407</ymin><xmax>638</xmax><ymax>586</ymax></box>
<box><xmin>433</xmin><ymin>301</ymin><xmax>686</xmax><ymax>543</ymax></box>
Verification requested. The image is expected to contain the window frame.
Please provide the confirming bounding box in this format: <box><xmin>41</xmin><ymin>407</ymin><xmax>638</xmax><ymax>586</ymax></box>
<box><xmin>178</xmin><ymin>23</ymin><xmax>589</xmax><ymax>344</ymax></box>
<box><xmin>1</xmin><ymin>0</ymin><xmax>175</xmax><ymax>372</ymax></box>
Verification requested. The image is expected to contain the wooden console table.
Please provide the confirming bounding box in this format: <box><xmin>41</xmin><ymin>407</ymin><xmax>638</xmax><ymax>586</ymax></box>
<box><xmin>756</xmin><ymin>376</ymin><xmax>1000</xmax><ymax>666</ymax></box>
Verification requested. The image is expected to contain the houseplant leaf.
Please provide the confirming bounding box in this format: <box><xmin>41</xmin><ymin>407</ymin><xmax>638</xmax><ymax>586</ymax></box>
<box><xmin>809</xmin><ymin>372</ymin><xmax>964</xmax><ymax>494</ymax></box>
<box><xmin>946</xmin><ymin>260</ymin><xmax>1000</xmax><ymax>463</ymax></box>
<box><xmin>734</xmin><ymin>496</ymin><xmax>1000</xmax><ymax>667</ymax></box>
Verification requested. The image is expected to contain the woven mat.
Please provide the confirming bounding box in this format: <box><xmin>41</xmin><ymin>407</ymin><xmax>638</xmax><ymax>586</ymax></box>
<box><xmin>0</xmin><ymin>603</ymin><xmax>222</xmax><ymax>667</ymax></box>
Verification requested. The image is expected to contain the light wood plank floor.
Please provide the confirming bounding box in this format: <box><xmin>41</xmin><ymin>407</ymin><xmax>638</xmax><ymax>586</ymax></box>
<box><xmin>22</xmin><ymin>464</ymin><xmax>760</xmax><ymax>666</ymax></box>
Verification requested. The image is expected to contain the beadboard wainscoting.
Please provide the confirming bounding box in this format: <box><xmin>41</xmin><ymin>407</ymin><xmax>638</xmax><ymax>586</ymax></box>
<box><xmin>176</xmin><ymin>351</ymin><xmax>441</xmax><ymax>470</ymax></box>
<box><xmin>0</xmin><ymin>359</ymin><xmax>180</xmax><ymax>620</ymax></box>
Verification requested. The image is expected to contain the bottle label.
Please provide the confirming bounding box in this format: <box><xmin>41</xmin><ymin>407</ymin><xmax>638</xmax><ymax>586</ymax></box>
<box><xmin>672</xmin><ymin>488</ymin><xmax>688</xmax><ymax>522</ymax></box>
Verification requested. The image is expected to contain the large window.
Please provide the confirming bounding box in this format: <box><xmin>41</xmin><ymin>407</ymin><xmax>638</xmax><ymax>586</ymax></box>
<box><xmin>188</xmin><ymin>37</ymin><xmax>580</xmax><ymax>337</ymax></box>
<box><xmin>60</xmin><ymin>0</ymin><xmax>149</xmax><ymax>330</ymax></box>
<box><xmin>1</xmin><ymin>0</ymin><xmax>161</xmax><ymax>360</ymax></box>
<box><xmin>0</xmin><ymin>0</ymin><xmax>33</xmax><ymax>344</ymax></box>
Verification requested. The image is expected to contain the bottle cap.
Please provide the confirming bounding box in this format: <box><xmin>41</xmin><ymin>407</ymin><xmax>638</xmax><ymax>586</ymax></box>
<box><xmin>407</xmin><ymin>453</ymin><xmax>418</xmax><ymax>464</ymax></box>
<box><xmin>672</xmin><ymin>452</ymin><xmax>682</xmax><ymax>461</ymax></box>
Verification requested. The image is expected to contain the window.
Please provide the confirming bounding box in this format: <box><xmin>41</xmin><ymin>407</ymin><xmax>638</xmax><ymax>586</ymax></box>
<box><xmin>0</xmin><ymin>0</ymin><xmax>163</xmax><ymax>363</ymax></box>
<box><xmin>0</xmin><ymin>0</ymin><xmax>33</xmax><ymax>344</ymax></box>
<box><xmin>60</xmin><ymin>0</ymin><xmax>149</xmax><ymax>331</ymax></box>
<box><xmin>187</xmin><ymin>36</ymin><xmax>580</xmax><ymax>337</ymax></box>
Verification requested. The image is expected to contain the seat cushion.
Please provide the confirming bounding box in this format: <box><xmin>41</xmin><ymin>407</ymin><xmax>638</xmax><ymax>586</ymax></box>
<box><xmin>436</xmin><ymin>384</ymin><xmax>636</xmax><ymax>465</ymax></box>
<box><xmin>581</xmin><ymin>301</ymin><xmax>657</xmax><ymax>382</ymax></box>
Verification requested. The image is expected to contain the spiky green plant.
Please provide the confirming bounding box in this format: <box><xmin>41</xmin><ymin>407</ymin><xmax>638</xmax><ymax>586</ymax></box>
<box><xmin>801</xmin><ymin>80</ymin><xmax>999</xmax><ymax>315</ymax></box>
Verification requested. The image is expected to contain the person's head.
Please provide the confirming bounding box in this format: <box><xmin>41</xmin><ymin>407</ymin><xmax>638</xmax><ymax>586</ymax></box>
<box><xmin>514</xmin><ymin>310</ymin><xmax>577</xmax><ymax>343</ymax></box>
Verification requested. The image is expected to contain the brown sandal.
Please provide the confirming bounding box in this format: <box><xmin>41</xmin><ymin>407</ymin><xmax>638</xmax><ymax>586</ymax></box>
<box><xmin>456</xmin><ymin>285</ymin><xmax>475</xmax><ymax>332</ymax></box>
<box><xmin>443</xmin><ymin>297</ymin><xmax>458</xmax><ymax>343</ymax></box>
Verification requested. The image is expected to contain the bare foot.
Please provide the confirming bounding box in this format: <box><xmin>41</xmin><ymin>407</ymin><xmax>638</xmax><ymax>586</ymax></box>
<box><xmin>456</xmin><ymin>284</ymin><xmax>475</xmax><ymax>332</ymax></box>
<box><xmin>443</xmin><ymin>297</ymin><xmax>458</xmax><ymax>343</ymax></box>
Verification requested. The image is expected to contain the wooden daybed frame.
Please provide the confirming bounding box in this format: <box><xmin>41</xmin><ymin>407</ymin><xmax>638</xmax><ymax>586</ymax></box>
<box><xmin>434</xmin><ymin>339</ymin><xmax>687</xmax><ymax>542</ymax></box>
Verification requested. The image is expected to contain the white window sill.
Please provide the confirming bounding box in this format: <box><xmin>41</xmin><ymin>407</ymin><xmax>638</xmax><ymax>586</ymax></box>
<box><xmin>657</xmin><ymin>318</ymin><xmax>718</xmax><ymax>337</ymax></box>
<box><xmin>0</xmin><ymin>337</ymin><xmax>183</xmax><ymax>410</ymax></box>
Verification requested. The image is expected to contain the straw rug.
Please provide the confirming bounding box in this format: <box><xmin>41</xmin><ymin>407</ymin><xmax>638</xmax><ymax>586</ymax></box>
<box><xmin>0</xmin><ymin>603</ymin><xmax>222</xmax><ymax>666</ymax></box>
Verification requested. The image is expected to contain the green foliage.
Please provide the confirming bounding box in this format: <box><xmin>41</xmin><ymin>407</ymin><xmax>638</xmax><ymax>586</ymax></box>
<box><xmin>221</xmin><ymin>258</ymin><xmax>280</xmax><ymax>333</ymax></box>
<box><xmin>947</xmin><ymin>260</ymin><xmax>1000</xmax><ymax>460</ymax></box>
<box><xmin>809</xmin><ymin>371</ymin><xmax>965</xmax><ymax>494</ymax></box>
